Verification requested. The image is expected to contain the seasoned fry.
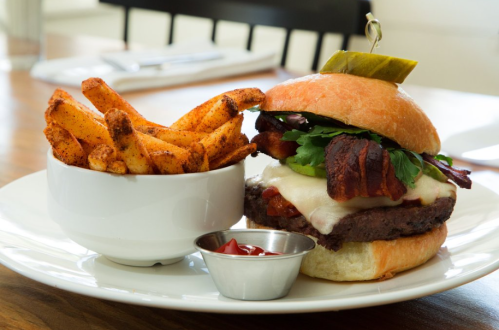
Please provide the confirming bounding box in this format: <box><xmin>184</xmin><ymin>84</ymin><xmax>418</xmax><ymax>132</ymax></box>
<box><xmin>200</xmin><ymin>114</ymin><xmax>244</xmax><ymax>160</ymax></box>
<box><xmin>107</xmin><ymin>160</ymin><xmax>128</xmax><ymax>174</ymax></box>
<box><xmin>48</xmin><ymin>88</ymin><xmax>67</xmax><ymax>105</ymax></box>
<box><xmin>43</xmin><ymin>79</ymin><xmax>261</xmax><ymax>175</ymax></box>
<box><xmin>44</xmin><ymin>106</ymin><xmax>53</xmax><ymax>125</ymax></box>
<box><xmin>150</xmin><ymin>151</ymin><xmax>185</xmax><ymax>174</ymax></box>
<box><xmin>224</xmin><ymin>88</ymin><xmax>265</xmax><ymax>111</ymax></box>
<box><xmin>137</xmin><ymin>132</ymin><xmax>190</xmax><ymax>162</ymax></box>
<box><xmin>198</xmin><ymin>150</ymin><xmax>210</xmax><ymax>172</ymax></box>
<box><xmin>136</xmin><ymin>125</ymin><xmax>207</xmax><ymax>148</ymax></box>
<box><xmin>236</xmin><ymin>133</ymin><xmax>250</xmax><ymax>146</ymax></box>
<box><xmin>52</xmin><ymin>150</ymin><xmax>64</xmax><ymax>162</ymax></box>
<box><xmin>88</xmin><ymin>144</ymin><xmax>116</xmax><ymax>172</ymax></box>
<box><xmin>183</xmin><ymin>143</ymin><xmax>209</xmax><ymax>173</ymax></box>
<box><xmin>217</xmin><ymin>122</ymin><xmax>244</xmax><ymax>158</ymax></box>
<box><xmin>195</xmin><ymin>95</ymin><xmax>238</xmax><ymax>133</ymax></box>
<box><xmin>48</xmin><ymin>98</ymin><xmax>113</xmax><ymax>146</ymax></box>
<box><xmin>78</xmin><ymin>139</ymin><xmax>97</xmax><ymax>156</ymax></box>
<box><xmin>105</xmin><ymin>109</ymin><xmax>155</xmax><ymax>174</ymax></box>
<box><xmin>44</xmin><ymin>123</ymin><xmax>88</xmax><ymax>167</ymax></box>
<box><xmin>80</xmin><ymin>140</ymin><xmax>123</xmax><ymax>162</ymax></box>
<box><xmin>48</xmin><ymin>88</ymin><xmax>105</xmax><ymax>125</ymax></box>
<box><xmin>82</xmin><ymin>77</ymin><xmax>161</xmax><ymax>127</ymax></box>
<box><xmin>170</xmin><ymin>88</ymin><xmax>264</xmax><ymax>131</ymax></box>
<box><xmin>218</xmin><ymin>133</ymin><xmax>250</xmax><ymax>157</ymax></box>
<box><xmin>210</xmin><ymin>143</ymin><xmax>257</xmax><ymax>170</ymax></box>
<box><xmin>170</xmin><ymin>97</ymin><xmax>219</xmax><ymax>131</ymax></box>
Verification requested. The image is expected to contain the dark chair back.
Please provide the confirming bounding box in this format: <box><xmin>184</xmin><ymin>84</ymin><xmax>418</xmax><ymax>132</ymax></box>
<box><xmin>100</xmin><ymin>0</ymin><xmax>371</xmax><ymax>71</ymax></box>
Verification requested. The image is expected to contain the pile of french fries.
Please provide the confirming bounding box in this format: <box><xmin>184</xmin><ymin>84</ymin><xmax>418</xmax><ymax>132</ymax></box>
<box><xmin>44</xmin><ymin>77</ymin><xmax>264</xmax><ymax>175</ymax></box>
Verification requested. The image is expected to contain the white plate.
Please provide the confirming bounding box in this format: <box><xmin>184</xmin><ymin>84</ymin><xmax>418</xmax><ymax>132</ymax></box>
<box><xmin>443</xmin><ymin>121</ymin><xmax>499</xmax><ymax>167</ymax></box>
<box><xmin>1</xmin><ymin>165</ymin><xmax>499</xmax><ymax>314</ymax></box>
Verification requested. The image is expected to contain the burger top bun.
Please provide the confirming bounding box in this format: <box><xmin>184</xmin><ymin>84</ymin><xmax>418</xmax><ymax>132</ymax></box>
<box><xmin>260</xmin><ymin>73</ymin><xmax>441</xmax><ymax>155</ymax></box>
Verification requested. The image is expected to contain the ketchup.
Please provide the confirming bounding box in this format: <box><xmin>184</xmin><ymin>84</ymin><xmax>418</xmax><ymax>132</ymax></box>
<box><xmin>215</xmin><ymin>238</ymin><xmax>282</xmax><ymax>256</ymax></box>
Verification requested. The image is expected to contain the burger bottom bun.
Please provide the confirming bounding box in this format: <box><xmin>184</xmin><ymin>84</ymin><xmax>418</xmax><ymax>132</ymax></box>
<box><xmin>246</xmin><ymin>219</ymin><xmax>447</xmax><ymax>281</ymax></box>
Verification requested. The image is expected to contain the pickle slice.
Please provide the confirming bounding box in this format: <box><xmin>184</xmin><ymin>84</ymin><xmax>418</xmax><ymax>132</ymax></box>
<box><xmin>285</xmin><ymin>157</ymin><xmax>326</xmax><ymax>178</ymax></box>
<box><xmin>320</xmin><ymin>50</ymin><xmax>418</xmax><ymax>84</ymax></box>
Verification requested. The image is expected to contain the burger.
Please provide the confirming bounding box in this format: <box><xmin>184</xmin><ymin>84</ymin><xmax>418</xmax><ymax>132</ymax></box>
<box><xmin>244</xmin><ymin>72</ymin><xmax>472</xmax><ymax>281</ymax></box>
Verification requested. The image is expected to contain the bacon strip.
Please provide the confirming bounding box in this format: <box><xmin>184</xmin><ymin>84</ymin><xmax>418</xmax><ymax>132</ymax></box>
<box><xmin>422</xmin><ymin>154</ymin><xmax>472</xmax><ymax>189</ymax></box>
<box><xmin>251</xmin><ymin>113</ymin><xmax>298</xmax><ymax>159</ymax></box>
<box><xmin>251</xmin><ymin>131</ymin><xmax>298</xmax><ymax>160</ymax></box>
<box><xmin>325</xmin><ymin>135</ymin><xmax>406</xmax><ymax>201</ymax></box>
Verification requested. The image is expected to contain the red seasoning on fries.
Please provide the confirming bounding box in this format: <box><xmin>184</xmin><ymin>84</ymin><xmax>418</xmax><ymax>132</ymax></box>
<box><xmin>43</xmin><ymin>77</ymin><xmax>264</xmax><ymax>175</ymax></box>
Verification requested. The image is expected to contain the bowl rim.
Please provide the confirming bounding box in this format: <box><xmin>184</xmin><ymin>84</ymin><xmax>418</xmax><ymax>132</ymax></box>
<box><xmin>46</xmin><ymin>148</ymin><xmax>244</xmax><ymax>178</ymax></box>
<box><xmin>193</xmin><ymin>229</ymin><xmax>316</xmax><ymax>260</ymax></box>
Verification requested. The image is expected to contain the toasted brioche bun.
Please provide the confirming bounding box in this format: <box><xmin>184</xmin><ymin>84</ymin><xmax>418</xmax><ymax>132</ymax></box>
<box><xmin>247</xmin><ymin>219</ymin><xmax>447</xmax><ymax>281</ymax></box>
<box><xmin>260</xmin><ymin>73</ymin><xmax>440</xmax><ymax>155</ymax></box>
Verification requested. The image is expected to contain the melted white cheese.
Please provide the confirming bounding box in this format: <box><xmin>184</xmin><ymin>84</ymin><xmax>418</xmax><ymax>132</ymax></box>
<box><xmin>247</xmin><ymin>161</ymin><xmax>457</xmax><ymax>235</ymax></box>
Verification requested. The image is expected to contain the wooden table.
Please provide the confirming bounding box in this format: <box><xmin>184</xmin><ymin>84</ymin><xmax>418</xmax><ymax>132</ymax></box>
<box><xmin>1</xmin><ymin>34</ymin><xmax>499</xmax><ymax>329</ymax></box>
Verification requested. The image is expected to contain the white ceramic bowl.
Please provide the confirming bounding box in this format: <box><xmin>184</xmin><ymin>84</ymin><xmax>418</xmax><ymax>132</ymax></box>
<box><xmin>46</xmin><ymin>150</ymin><xmax>245</xmax><ymax>266</ymax></box>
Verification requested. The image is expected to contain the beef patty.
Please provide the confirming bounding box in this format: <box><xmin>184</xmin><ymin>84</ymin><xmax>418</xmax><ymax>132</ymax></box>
<box><xmin>244</xmin><ymin>183</ymin><xmax>456</xmax><ymax>251</ymax></box>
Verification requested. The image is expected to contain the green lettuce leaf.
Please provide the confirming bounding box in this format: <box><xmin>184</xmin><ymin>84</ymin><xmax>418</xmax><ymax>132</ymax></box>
<box><xmin>388</xmin><ymin>149</ymin><xmax>421</xmax><ymax>188</ymax></box>
<box><xmin>434</xmin><ymin>154</ymin><xmax>453</xmax><ymax>166</ymax></box>
<box><xmin>282</xmin><ymin>125</ymin><xmax>383</xmax><ymax>167</ymax></box>
<box><xmin>246</xmin><ymin>105</ymin><xmax>261</xmax><ymax>112</ymax></box>
<box><xmin>294</xmin><ymin>136</ymin><xmax>331</xmax><ymax>166</ymax></box>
